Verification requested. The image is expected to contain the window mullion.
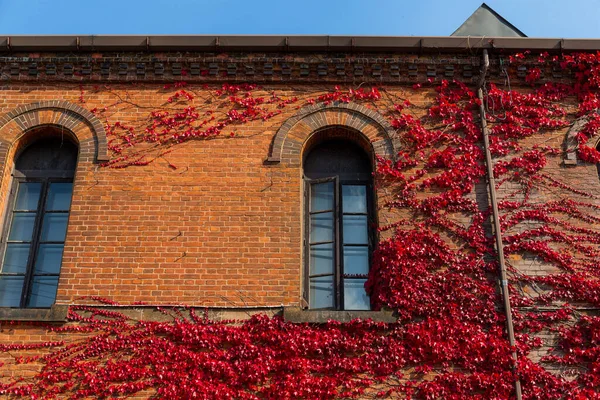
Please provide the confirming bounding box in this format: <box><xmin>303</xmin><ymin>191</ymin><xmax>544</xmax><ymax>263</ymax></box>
<box><xmin>334</xmin><ymin>176</ymin><xmax>343</xmax><ymax>311</ymax></box>
<box><xmin>21</xmin><ymin>179</ymin><xmax>48</xmax><ymax>308</ymax></box>
<box><xmin>302</xmin><ymin>179</ymin><xmax>309</xmax><ymax>307</ymax></box>
<box><xmin>367</xmin><ymin>180</ymin><xmax>374</xmax><ymax>282</ymax></box>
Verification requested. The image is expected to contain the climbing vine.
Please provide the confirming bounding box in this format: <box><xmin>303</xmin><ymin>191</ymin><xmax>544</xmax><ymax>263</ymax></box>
<box><xmin>91</xmin><ymin>83</ymin><xmax>382</xmax><ymax>169</ymax></box>
<box><xmin>2</xmin><ymin>51</ymin><xmax>600</xmax><ymax>399</ymax></box>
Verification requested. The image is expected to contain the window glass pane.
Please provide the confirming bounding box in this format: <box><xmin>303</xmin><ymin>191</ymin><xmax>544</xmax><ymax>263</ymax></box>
<box><xmin>344</xmin><ymin>279</ymin><xmax>370</xmax><ymax>310</ymax></box>
<box><xmin>0</xmin><ymin>276</ymin><xmax>24</xmax><ymax>307</ymax></box>
<box><xmin>343</xmin><ymin>215</ymin><xmax>368</xmax><ymax>244</ymax></box>
<box><xmin>342</xmin><ymin>185</ymin><xmax>367</xmax><ymax>214</ymax></box>
<box><xmin>343</xmin><ymin>246</ymin><xmax>369</xmax><ymax>275</ymax></box>
<box><xmin>8</xmin><ymin>213</ymin><xmax>36</xmax><ymax>241</ymax></box>
<box><xmin>310</xmin><ymin>276</ymin><xmax>334</xmax><ymax>309</ymax></box>
<box><xmin>1</xmin><ymin>243</ymin><xmax>30</xmax><ymax>274</ymax></box>
<box><xmin>41</xmin><ymin>214</ymin><xmax>68</xmax><ymax>242</ymax></box>
<box><xmin>26</xmin><ymin>276</ymin><xmax>59</xmax><ymax>308</ymax></box>
<box><xmin>310</xmin><ymin>243</ymin><xmax>334</xmax><ymax>276</ymax></box>
<box><xmin>14</xmin><ymin>182</ymin><xmax>42</xmax><ymax>211</ymax></box>
<box><xmin>46</xmin><ymin>183</ymin><xmax>73</xmax><ymax>211</ymax></box>
<box><xmin>310</xmin><ymin>212</ymin><xmax>333</xmax><ymax>243</ymax></box>
<box><xmin>310</xmin><ymin>182</ymin><xmax>334</xmax><ymax>212</ymax></box>
<box><xmin>34</xmin><ymin>244</ymin><xmax>64</xmax><ymax>275</ymax></box>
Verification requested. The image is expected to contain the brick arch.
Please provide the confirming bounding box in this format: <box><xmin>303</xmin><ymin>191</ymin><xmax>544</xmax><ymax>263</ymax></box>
<box><xmin>0</xmin><ymin>100</ymin><xmax>109</xmax><ymax>164</ymax></box>
<box><xmin>267</xmin><ymin>103</ymin><xmax>397</xmax><ymax>166</ymax></box>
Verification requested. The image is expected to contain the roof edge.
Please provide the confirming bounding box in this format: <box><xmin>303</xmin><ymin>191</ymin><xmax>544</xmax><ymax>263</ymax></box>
<box><xmin>0</xmin><ymin>35</ymin><xmax>598</xmax><ymax>52</ymax></box>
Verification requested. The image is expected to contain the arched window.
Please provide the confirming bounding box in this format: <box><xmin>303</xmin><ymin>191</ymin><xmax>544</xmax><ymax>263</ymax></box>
<box><xmin>0</xmin><ymin>136</ymin><xmax>77</xmax><ymax>308</ymax></box>
<box><xmin>303</xmin><ymin>138</ymin><xmax>373</xmax><ymax>310</ymax></box>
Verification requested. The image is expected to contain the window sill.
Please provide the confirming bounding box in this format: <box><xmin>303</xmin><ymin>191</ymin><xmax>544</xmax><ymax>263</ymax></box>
<box><xmin>0</xmin><ymin>304</ymin><xmax>69</xmax><ymax>322</ymax></box>
<box><xmin>283</xmin><ymin>307</ymin><xmax>397</xmax><ymax>324</ymax></box>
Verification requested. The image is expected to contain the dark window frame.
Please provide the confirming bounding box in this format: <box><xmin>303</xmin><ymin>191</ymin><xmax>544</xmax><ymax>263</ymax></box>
<box><xmin>0</xmin><ymin>134</ymin><xmax>77</xmax><ymax>310</ymax></box>
<box><xmin>303</xmin><ymin>169</ymin><xmax>375</xmax><ymax>311</ymax></box>
<box><xmin>0</xmin><ymin>174</ymin><xmax>73</xmax><ymax>308</ymax></box>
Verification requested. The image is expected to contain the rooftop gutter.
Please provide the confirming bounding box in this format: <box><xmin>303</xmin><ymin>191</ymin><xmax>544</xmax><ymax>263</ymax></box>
<box><xmin>1</xmin><ymin>35</ymin><xmax>600</xmax><ymax>53</ymax></box>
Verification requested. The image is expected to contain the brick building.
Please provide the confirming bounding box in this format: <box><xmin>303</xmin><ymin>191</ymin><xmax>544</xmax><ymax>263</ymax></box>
<box><xmin>0</xmin><ymin>33</ymin><xmax>599</xmax><ymax>398</ymax></box>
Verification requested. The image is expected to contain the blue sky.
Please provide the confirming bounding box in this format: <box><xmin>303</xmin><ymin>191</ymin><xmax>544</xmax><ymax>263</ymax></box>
<box><xmin>0</xmin><ymin>0</ymin><xmax>598</xmax><ymax>38</ymax></box>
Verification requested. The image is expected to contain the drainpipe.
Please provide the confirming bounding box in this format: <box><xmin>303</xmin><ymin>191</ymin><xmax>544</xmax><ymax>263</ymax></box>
<box><xmin>477</xmin><ymin>49</ymin><xmax>523</xmax><ymax>400</ymax></box>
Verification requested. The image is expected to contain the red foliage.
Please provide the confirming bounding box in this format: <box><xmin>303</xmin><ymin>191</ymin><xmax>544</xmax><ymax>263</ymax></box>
<box><xmin>3</xmin><ymin>53</ymin><xmax>600</xmax><ymax>398</ymax></box>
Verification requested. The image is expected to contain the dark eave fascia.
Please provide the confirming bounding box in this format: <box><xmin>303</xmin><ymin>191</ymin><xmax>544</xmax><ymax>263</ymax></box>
<box><xmin>0</xmin><ymin>35</ymin><xmax>600</xmax><ymax>53</ymax></box>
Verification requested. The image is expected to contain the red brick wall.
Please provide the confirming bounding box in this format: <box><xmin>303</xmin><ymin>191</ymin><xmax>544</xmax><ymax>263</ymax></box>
<box><xmin>0</xmin><ymin>83</ymin><xmax>399</xmax><ymax>308</ymax></box>
<box><xmin>0</xmin><ymin>80</ymin><xmax>598</xmax><ymax>308</ymax></box>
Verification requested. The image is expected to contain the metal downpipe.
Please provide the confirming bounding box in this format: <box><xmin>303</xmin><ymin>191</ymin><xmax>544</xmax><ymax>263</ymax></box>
<box><xmin>477</xmin><ymin>49</ymin><xmax>523</xmax><ymax>400</ymax></box>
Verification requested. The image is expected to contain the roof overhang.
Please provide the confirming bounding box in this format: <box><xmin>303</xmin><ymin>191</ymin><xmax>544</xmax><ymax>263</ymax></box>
<box><xmin>1</xmin><ymin>35</ymin><xmax>600</xmax><ymax>53</ymax></box>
